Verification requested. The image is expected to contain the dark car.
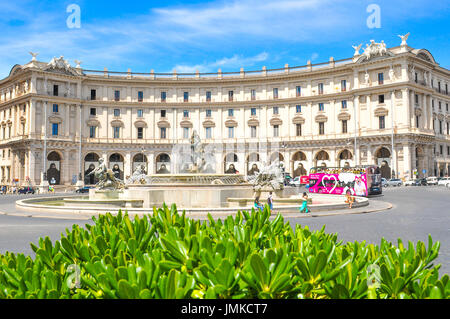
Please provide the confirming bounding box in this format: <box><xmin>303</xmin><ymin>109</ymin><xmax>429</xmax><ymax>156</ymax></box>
<box><xmin>18</xmin><ymin>187</ymin><xmax>35</xmax><ymax>194</ymax></box>
<box><xmin>414</xmin><ymin>178</ymin><xmax>428</xmax><ymax>186</ymax></box>
<box><xmin>75</xmin><ymin>186</ymin><xmax>93</xmax><ymax>193</ymax></box>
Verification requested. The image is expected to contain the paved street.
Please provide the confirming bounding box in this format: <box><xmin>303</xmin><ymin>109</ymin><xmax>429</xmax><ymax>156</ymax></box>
<box><xmin>0</xmin><ymin>186</ymin><xmax>449</xmax><ymax>274</ymax></box>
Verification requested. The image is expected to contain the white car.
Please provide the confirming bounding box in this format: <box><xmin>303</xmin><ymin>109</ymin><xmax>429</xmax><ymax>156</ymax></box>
<box><xmin>289</xmin><ymin>176</ymin><xmax>301</xmax><ymax>187</ymax></box>
<box><xmin>426</xmin><ymin>176</ymin><xmax>438</xmax><ymax>185</ymax></box>
<box><xmin>404</xmin><ymin>179</ymin><xmax>416</xmax><ymax>186</ymax></box>
<box><xmin>437</xmin><ymin>177</ymin><xmax>450</xmax><ymax>186</ymax></box>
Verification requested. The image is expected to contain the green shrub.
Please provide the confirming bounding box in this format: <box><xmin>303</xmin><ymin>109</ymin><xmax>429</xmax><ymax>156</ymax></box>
<box><xmin>0</xmin><ymin>204</ymin><xmax>448</xmax><ymax>299</ymax></box>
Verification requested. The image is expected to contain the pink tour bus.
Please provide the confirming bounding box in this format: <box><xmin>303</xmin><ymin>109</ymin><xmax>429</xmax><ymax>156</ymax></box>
<box><xmin>307</xmin><ymin>165</ymin><xmax>382</xmax><ymax>197</ymax></box>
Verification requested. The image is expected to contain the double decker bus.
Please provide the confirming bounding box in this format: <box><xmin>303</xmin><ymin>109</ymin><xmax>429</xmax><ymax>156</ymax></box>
<box><xmin>307</xmin><ymin>165</ymin><xmax>382</xmax><ymax>197</ymax></box>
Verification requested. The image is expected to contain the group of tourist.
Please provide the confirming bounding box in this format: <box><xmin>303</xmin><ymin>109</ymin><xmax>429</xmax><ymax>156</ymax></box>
<box><xmin>253</xmin><ymin>191</ymin><xmax>311</xmax><ymax>214</ymax></box>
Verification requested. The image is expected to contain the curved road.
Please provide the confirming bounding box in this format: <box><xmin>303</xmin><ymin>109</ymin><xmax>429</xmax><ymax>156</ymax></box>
<box><xmin>0</xmin><ymin>186</ymin><xmax>449</xmax><ymax>274</ymax></box>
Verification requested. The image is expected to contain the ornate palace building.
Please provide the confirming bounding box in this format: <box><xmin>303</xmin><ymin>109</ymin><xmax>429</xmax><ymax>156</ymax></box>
<box><xmin>0</xmin><ymin>35</ymin><xmax>449</xmax><ymax>187</ymax></box>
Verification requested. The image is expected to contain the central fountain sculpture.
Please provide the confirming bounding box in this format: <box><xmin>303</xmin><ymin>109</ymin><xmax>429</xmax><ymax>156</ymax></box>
<box><xmin>72</xmin><ymin>131</ymin><xmax>297</xmax><ymax>211</ymax></box>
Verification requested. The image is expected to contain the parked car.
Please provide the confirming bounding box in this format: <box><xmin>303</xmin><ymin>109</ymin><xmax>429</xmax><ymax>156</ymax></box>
<box><xmin>386</xmin><ymin>178</ymin><xmax>403</xmax><ymax>187</ymax></box>
<box><xmin>18</xmin><ymin>187</ymin><xmax>35</xmax><ymax>194</ymax></box>
<box><xmin>414</xmin><ymin>178</ymin><xmax>428</xmax><ymax>186</ymax></box>
<box><xmin>381</xmin><ymin>178</ymin><xmax>388</xmax><ymax>187</ymax></box>
<box><xmin>437</xmin><ymin>177</ymin><xmax>450</xmax><ymax>186</ymax></box>
<box><xmin>75</xmin><ymin>186</ymin><xmax>93</xmax><ymax>193</ymax></box>
<box><xmin>289</xmin><ymin>176</ymin><xmax>301</xmax><ymax>187</ymax></box>
<box><xmin>283</xmin><ymin>173</ymin><xmax>293</xmax><ymax>186</ymax></box>
<box><xmin>426</xmin><ymin>176</ymin><xmax>438</xmax><ymax>185</ymax></box>
<box><xmin>404</xmin><ymin>179</ymin><xmax>416</xmax><ymax>186</ymax></box>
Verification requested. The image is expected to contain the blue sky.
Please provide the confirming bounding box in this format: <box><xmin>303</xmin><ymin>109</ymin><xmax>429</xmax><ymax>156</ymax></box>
<box><xmin>0</xmin><ymin>0</ymin><xmax>449</xmax><ymax>78</ymax></box>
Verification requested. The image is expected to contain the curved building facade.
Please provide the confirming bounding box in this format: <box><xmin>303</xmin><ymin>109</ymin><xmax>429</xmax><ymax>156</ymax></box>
<box><xmin>0</xmin><ymin>38</ymin><xmax>449</xmax><ymax>187</ymax></box>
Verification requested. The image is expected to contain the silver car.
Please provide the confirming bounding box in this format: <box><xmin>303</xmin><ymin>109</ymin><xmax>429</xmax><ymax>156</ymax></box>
<box><xmin>386</xmin><ymin>178</ymin><xmax>403</xmax><ymax>187</ymax></box>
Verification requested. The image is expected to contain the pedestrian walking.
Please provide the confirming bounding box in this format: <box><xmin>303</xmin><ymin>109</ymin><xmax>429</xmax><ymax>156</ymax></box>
<box><xmin>345</xmin><ymin>192</ymin><xmax>355</xmax><ymax>208</ymax></box>
<box><xmin>299</xmin><ymin>192</ymin><xmax>310</xmax><ymax>214</ymax></box>
<box><xmin>267</xmin><ymin>192</ymin><xmax>273</xmax><ymax>212</ymax></box>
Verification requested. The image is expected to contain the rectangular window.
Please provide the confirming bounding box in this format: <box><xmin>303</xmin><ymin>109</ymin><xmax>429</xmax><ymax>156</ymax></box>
<box><xmin>446</xmin><ymin>84</ymin><xmax>448</xmax><ymax>95</ymax></box>
<box><xmin>205</xmin><ymin>109</ymin><xmax>212</xmax><ymax>118</ymax></box>
<box><xmin>378</xmin><ymin>94</ymin><xmax>385</xmax><ymax>104</ymax></box>
<box><xmin>161</xmin><ymin>110</ymin><xmax>166</xmax><ymax>118</ymax></box>
<box><xmin>251</xmin><ymin>89</ymin><xmax>256</xmax><ymax>101</ymax></box>
<box><xmin>415</xmin><ymin>73</ymin><xmax>418</xmax><ymax>83</ymax></box>
<box><xmin>379</xmin><ymin>116</ymin><xmax>385</xmax><ymax>129</ymax></box>
<box><xmin>415</xmin><ymin>94</ymin><xmax>419</xmax><ymax>104</ymax></box>
<box><xmin>228</xmin><ymin>127</ymin><xmax>234</xmax><ymax>138</ymax></box>
<box><xmin>228</xmin><ymin>109</ymin><xmax>234</xmax><ymax>117</ymax></box>
<box><xmin>138</xmin><ymin>91</ymin><xmax>143</xmax><ymax>102</ymax></box>
<box><xmin>341</xmin><ymin>100</ymin><xmax>347</xmax><ymax>109</ymax></box>
<box><xmin>319</xmin><ymin>103</ymin><xmax>324</xmax><ymax>111</ymax></box>
<box><xmin>114</xmin><ymin>90</ymin><xmax>120</xmax><ymax>101</ymax></box>
<box><xmin>137</xmin><ymin>109</ymin><xmax>143</xmax><ymax>118</ymax></box>
<box><xmin>342</xmin><ymin>120</ymin><xmax>348</xmax><ymax>133</ymax></box>
<box><xmin>161</xmin><ymin>91</ymin><xmax>167</xmax><ymax>102</ymax></box>
<box><xmin>296</xmin><ymin>124</ymin><xmax>302</xmax><ymax>136</ymax></box>
<box><xmin>439</xmin><ymin>102</ymin><xmax>442</xmax><ymax>110</ymax></box>
<box><xmin>160</xmin><ymin>127</ymin><xmax>166</xmax><ymax>139</ymax></box>
<box><xmin>438</xmin><ymin>82</ymin><xmax>441</xmax><ymax>92</ymax></box>
<box><xmin>341</xmin><ymin>80</ymin><xmax>346</xmax><ymax>91</ymax></box>
<box><xmin>52</xmin><ymin>104</ymin><xmax>58</xmax><ymax>113</ymax></box>
<box><xmin>273</xmin><ymin>88</ymin><xmax>278</xmax><ymax>99</ymax></box>
<box><xmin>228</xmin><ymin>91</ymin><xmax>234</xmax><ymax>102</ymax></box>
<box><xmin>206</xmin><ymin>91</ymin><xmax>211</xmax><ymax>102</ymax></box>
<box><xmin>296</xmin><ymin>86</ymin><xmax>301</xmax><ymax>97</ymax></box>
<box><xmin>137</xmin><ymin>127</ymin><xmax>143</xmax><ymax>139</ymax></box>
<box><xmin>448</xmin><ymin>146</ymin><xmax>450</xmax><ymax>155</ymax></box>
<box><xmin>250</xmin><ymin>126</ymin><xmax>257</xmax><ymax>138</ymax></box>
<box><xmin>52</xmin><ymin>123</ymin><xmax>59</xmax><ymax>136</ymax></box>
<box><xmin>113</xmin><ymin>127</ymin><xmax>120</xmax><ymax>139</ymax></box>
<box><xmin>53</xmin><ymin>85</ymin><xmax>58</xmax><ymax>96</ymax></box>
<box><xmin>183</xmin><ymin>110</ymin><xmax>189</xmax><ymax>118</ymax></box>
<box><xmin>273</xmin><ymin>125</ymin><xmax>279</xmax><ymax>137</ymax></box>
<box><xmin>183</xmin><ymin>92</ymin><xmax>189</xmax><ymax>102</ymax></box>
<box><xmin>205</xmin><ymin>127</ymin><xmax>212</xmax><ymax>139</ymax></box>
<box><xmin>90</xmin><ymin>108</ymin><xmax>96</xmax><ymax>116</ymax></box>
<box><xmin>90</xmin><ymin>89</ymin><xmax>96</xmax><ymax>100</ymax></box>
<box><xmin>319</xmin><ymin>122</ymin><xmax>325</xmax><ymax>135</ymax></box>
<box><xmin>378</xmin><ymin>73</ymin><xmax>384</xmax><ymax>85</ymax></box>
<box><xmin>432</xmin><ymin>100</ymin><xmax>435</xmax><ymax>109</ymax></box>
<box><xmin>440</xmin><ymin>145</ymin><xmax>443</xmax><ymax>155</ymax></box>
<box><xmin>251</xmin><ymin>108</ymin><xmax>257</xmax><ymax>116</ymax></box>
<box><xmin>114</xmin><ymin>109</ymin><xmax>120</xmax><ymax>117</ymax></box>
<box><xmin>296</xmin><ymin>105</ymin><xmax>302</xmax><ymax>113</ymax></box>
<box><xmin>416</xmin><ymin>116</ymin><xmax>420</xmax><ymax>128</ymax></box>
<box><xmin>447</xmin><ymin>122</ymin><xmax>449</xmax><ymax>135</ymax></box>
<box><xmin>183</xmin><ymin>127</ymin><xmax>190</xmax><ymax>139</ymax></box>
<box><xmin>318</xmin><ymin>83</ymin><xmax>324</xmax><ymax>95</ymax></box>
<box><xmin>273</xmin><ymin>106</ymin><xmax>279</xmax><ymax>115</ymax></box>
<box><xmin>89</xmin><ymin>126</ymin><xmax>96</xmax><ymax>138</ymax></box>
<box><xmin>439</xmin><ymin>121</ymin><xmax>443</xmax><ymax>134</ymax></box>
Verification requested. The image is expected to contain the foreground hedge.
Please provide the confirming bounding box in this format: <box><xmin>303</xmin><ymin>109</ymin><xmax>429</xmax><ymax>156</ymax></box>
<box><xmin>0</xmin><ymin>204</ymin><xmax>448</xmax><ymax>299</ymax></box>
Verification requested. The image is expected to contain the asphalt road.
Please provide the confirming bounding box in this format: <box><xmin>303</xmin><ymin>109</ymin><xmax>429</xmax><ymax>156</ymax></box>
<box><xmin>0</xmin><ymin>186</ymin><xmax>449</xmax><ymax>274</ymax></box>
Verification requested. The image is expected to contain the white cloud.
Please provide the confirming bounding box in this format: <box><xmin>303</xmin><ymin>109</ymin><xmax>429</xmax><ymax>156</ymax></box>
<box><xmin>173</xmin><ymin>52</ymin><xmax>269</xmax><ymax>73</ymax></box>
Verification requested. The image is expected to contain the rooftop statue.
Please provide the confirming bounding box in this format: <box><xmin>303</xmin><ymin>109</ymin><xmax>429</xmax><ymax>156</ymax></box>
<box><xmin>398</xmin><ymin>32</ymin><xmax>410</xmax><ymax>46</ymax></box>
<box><xmin>87</xmin><ymin>158</ymin><xmax>125</xmax><ymax>190</ymax></box>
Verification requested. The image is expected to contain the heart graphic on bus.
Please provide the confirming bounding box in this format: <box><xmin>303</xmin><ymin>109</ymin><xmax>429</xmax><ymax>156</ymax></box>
<box><xmin>321</xmin><ymin>175</ymin><xmax>338</xmax><ymax>193</ymax></box>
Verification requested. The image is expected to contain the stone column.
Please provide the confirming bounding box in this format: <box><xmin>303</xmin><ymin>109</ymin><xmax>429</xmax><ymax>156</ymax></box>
<box><xmin>124</xmin><ymin>153</ymin><xmax>132</xmax><ymax>180</ymax></box>
<box><xmin>62</xmin><ymin>149</ymin><xmax>70</xmax><ymax>185</ymax></box>
<box><xmin>422</xmin><ymin>94</ymin><xmax>428</xmax><ymax>130</ymax></box>
<box><xmin>403</xmin><ymin>144</ymin><xmax>411</xmax><ymax>179</ymax></box>
<box><xmin>353</xmin><ymin>95</ymin><xmax>359</xmax><ymax>165</ymax></box>
<box><xmin>28</xmin><ymin>149</ymin><xmax>36</xmax><ymax>185</ymax></box>
<box><xmin>403</xmin><ymin>88</ymin><xmax>410</xmax><ymax>129</ymax></box>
